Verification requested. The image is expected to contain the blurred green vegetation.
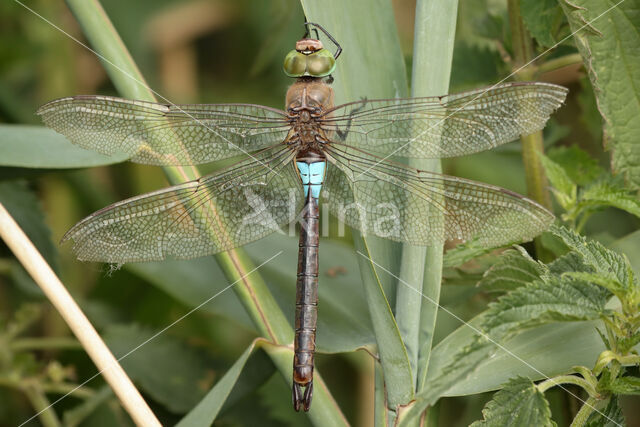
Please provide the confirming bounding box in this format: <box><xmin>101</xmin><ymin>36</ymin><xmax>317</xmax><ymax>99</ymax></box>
<box><xmin>0</xmin><ymin>0</ymin><xmax>639</xmax><ymax>426</ymax></box>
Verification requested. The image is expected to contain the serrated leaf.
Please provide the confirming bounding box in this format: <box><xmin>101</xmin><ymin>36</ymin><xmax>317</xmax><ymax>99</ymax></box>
<box><xmin>564</xmin><ymin>271</ymin><xmax>625</xmax><ymax>297</ymax></box>
<box><xmin>0</xmin><ymin>125</ymin><xmax>127</xmax><ymax>168</ymax></box>
<box><xmin>585</xmin><ymin>396</ymin><xmax>625</xmax><ymax>427</ymax></box>
<box><xmin>604</xmin><ymin>376</ymin><xmax>640</xmax><ymax>395</ymax></box>
<box><xmin>547</xmin><ymin>146</ymin><xmax>605</xmax><ymax>186</ymax></box>
<box><xmin>579</xmin><ymin>181</ymin><xmax>640</xmax><ymax>218</ymax></box>
<box><xmin>482</xmin><ymin>275</ymin><xmax>608</xmax><ymax>340</ymax></box>
<box><xmin>104</xmin><ymin>324</ymin><xmax>210</xmax><ymax>414</ymax></box>
<box><xmin>469</xmin><ymin>377</ymin><xmax>554</xmax><ymax>427</ymax></box>
<box><xmin>551</xmin><ymin>225</ymin><xmax>631</xmax><ymax>289</ymax></box>
<box><xmin>561</xmin><ymin>0</ymin><xmax>640</xmax><ymax>188</ymax></box>
<box><xmin>521</xmin><ymin>0</ymin><xmax>562</xmax><ymax>47</ymax></box>
<box><xmin>538</xmin><ymin>153</ymin><xmax>576</xmax><ymax>209</ymax></box>
<box><xmin>547</xmin><ymin>251</ymin><xmax>592</xmax><ymax>275</ymax></box>
<box><xmin>478</xmin><ymin>248</ymin><xmax>546</xmax><ymax>292</ymax></box>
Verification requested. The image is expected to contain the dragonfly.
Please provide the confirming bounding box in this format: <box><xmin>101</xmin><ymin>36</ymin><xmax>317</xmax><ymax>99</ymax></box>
<box><xmin>38</xmin><ymin>23</ymin><xmax>567</xmax><ymax>412</ymax></box>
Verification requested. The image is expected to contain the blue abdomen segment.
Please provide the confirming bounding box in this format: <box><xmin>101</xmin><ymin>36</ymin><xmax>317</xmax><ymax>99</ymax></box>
<box><xmin>296</xmin><ymin>161</ymin><xmax>326</xmax><ymax>199</ymax></box>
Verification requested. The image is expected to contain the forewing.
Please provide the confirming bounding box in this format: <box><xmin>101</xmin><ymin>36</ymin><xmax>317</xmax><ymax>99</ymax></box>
<box><xmin>323</xmin><ymin>145</ymin><xmax>554</xmax><ymax>247</ymax></box>
<box><xmin>63</xmin><ymin>147</ymin><xmax>303</xmax><ymax>263</ymax></box>
<box><xmin>323</xmin><ymin>82</ymin><xmax>567</xmax><ymax>158</ymax></box>
<box><xmin>38</xmin><ymin>96</ymin><xmax>291</xmax><ymax>165</ymax></box>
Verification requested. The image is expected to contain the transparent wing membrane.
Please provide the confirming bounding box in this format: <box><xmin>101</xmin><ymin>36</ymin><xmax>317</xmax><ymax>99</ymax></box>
<box><xmin>323</xmin><ymin>145</ymin><xmax>554</xmax><ymax>247</ymax></box>
<box><xmin>322</xmin><ymin>82</ymin><xmax>567</xmax><ymax>159</ymax></box>
<box><xmin>62</xmin><ymin>146</ymin><xmax>303</xmax><ymax>263</ymax></box>
<box><xmin>38</xmin><ymin>96</ymin><xmax>291</xmax><ymax>165</ymax></box>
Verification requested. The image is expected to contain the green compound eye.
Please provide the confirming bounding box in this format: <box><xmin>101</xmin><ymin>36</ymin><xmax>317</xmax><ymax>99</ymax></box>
<box><xmin>306</xmin><ymin>50</ymin><xmax>336</xmax><ymax>77</ymax></box>
<box><xmin>283</xmin><ymin>49</ymin><xmax>336</xmax><ymax>77</ymax></box>
<box><xmin>283</xmin><ymin>50</ymin><xmax>307</xmax><ymax>77</ymax></box>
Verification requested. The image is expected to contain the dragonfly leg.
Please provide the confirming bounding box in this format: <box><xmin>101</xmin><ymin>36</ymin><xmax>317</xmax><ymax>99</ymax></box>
<box><xmin>335</xmin><ymin>98</ymin><xmax>367</xmax><ymax>141</ymax></box>
<box><xmin>292</xmin><ymin>381</ymin><xmax>313</xmax><ymax>412</ymax></box>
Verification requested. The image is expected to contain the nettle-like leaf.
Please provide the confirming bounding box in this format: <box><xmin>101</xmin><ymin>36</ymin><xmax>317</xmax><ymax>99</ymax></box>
<box><xmin>578</xmin><ymin>181</ymin><xmax>640</xmax><ymax>219</ymax></box>
<box><xmin>477</xmin><ymin>247</ymin><xmax>546</xmax><ymax>292</ymax></box>
<box><xmin>603</xmin><ymin>376</ymin><xmax>640</xmax><ymax>396</ymax></box>
<box><xmin>561</xmin><ymin>0</ymin><xmax>640</xmax><ymax>189</ymax></box>
<box><xmin>585</xmin><ymin>396</ymin><xmax>625</xmax><ymax>427</ymax></box>
<box><xmin>551</xmin><ymin>225</ymin><xmax>632</xmax><ymax>289</ymax></box>
<box><xmin>482</xmin><ymin>275</ymin><xmax>608</xmax><ymax>340</ymax></box>
<box><xmin>469</xmin><ymin>377</ymin><xmax>554</xmax><ymax>427</ymax></box>
<box><xmin>547</xmin><ymin>146</ymin><xmax>605</xmax><ymax>186</ymax></box>
<box><xmin>539</xmin><ymin>154</ymin><xmax>576</xmax><ymax>210</ymax></box>
<box><xmin>521</xmin><ymin>0</ymin><xmax>563</xmax><ymax>48</ymax></box>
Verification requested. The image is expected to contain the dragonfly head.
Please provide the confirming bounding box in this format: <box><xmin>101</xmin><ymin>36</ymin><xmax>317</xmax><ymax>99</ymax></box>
<box><xmin>283</xmin><ymin>22</ymin><xmax>341</xmax><ymax>78</ymax></box>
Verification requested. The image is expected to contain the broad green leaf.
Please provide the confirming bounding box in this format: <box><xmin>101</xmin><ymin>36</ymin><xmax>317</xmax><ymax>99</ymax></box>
<box><xmin>124</xmin><ymin>257</ymin><xmax>255</xmax><ymax>330</ymax></box>
<box><xmin>579</xmin><ymin>181</ymin><xmax>640</xmax><ymax>218</ymax></box>
<box><xmin>177</xmin><ymin>342</ymin><xmax>256</xmax><ymax>427</ymax></box>
<box><xmin>0</xmin><ymin>125</ymin><xmax>127</xmax><ymax>168</ymax></box>
<box><xmin>585</xmin><ymin>396</ymin><xmax>625</xmax><ymax>427</ymax></box>
<box><xmin>538</xmin><ymin>153</ymin><xmax>576</xmax><ymax>209</ymax></box>
<box><xmin>561</xmin><ymin>0</ymin><xmax>640</xmax><ymax>188</ymax></box>
<box><xmin>0</xmin><ymin>180</ymin><xmax>59</xmax><ymax>273</ymax></box>
<box><xmin>547</xmin><ymin>146</ymin><xmax>605</xmax><ymax>186</ymax></box>
<box><xmin>469</xmin><ymin>377</ymin><xmax>554</xmax><ymax>427</ymax></box>
<box><xmin>477</xmin><ymin>247</ymin><xmax>546</xmax><ymax>292</ymax></box>
<box><xmin>104</xmin><ymin>324</ymin><xmax>210</xmax><ymax>414</ymax></box>
<box><xmin>482</xmin><ymin>275</ymin><xmax>608</xmax><ymax>340</ymax></box>
<box><xmin>551</xmin><ymin>225</ymin><xmax>631</xmax><ymax>288</ymax></box>
<box><xmin>521</xmin><ymin>0</ymin><xmax>562</xmax><ymax>47</ymax></box>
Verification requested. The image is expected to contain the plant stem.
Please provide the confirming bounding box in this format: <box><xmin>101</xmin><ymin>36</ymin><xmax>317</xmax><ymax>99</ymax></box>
<box><xmin>507</xmin><ymin>0</ymin><xmax>553</xmax><ymax>261</ymax></box>
<box><xmin>537</xmin><ymin>53</ymin><xmax>583</xmax><ymax>74</ymax></box>
<box><xmin>22</xmin><ymin>382</ymin><xmax>62</xmax><ymax>427</ymax></box>
<box><xmin>537</xmin><ymin>375</ymin><xmax>596</xmax><ymax>395</ymax></box>
<box><xmin>569</xmin><ymin>395</ymin><xmax>599</xmax><ymax>427</ymax></box>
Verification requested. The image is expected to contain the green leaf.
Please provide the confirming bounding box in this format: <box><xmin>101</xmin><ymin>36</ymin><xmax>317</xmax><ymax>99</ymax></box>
<box><xmin>177</xmin><ymin>342</ymin><xmax>256</xmax><ymax>427</ymax></box>
<box><xmin>538</xmin><ymin>153</ymin><xmax>576</xmax><ymax>210</ymax></box>
<box><xmin>585</xmin><ymin>396</ymin><xmax>625</xmax><ymax>427</ymax></box>
<box><xmin>547</xmin><ymin>146</ymin><xmax>605</xmax><ymax>186</ymax></box>
<box><xmin>104</xmin><ymin>324</ymin><xmax>210</xmax><ymax>414</ymax></box>
<box><xmin>477</xmin><ymin>247</ymin><xmax>546</xmax><ymax>292</ymax></box>
<box><xmin>603</xmin><ymin>376</ymin><xmax>640</xmax><ymax>395</ymax></box>
<box><xmin>482</xmin><ymin>275</ymin><xmax>608</xmax><ymax>340</ymax></box>
<box><xmin>560</xmin><ymin>0</ymin><xmax>640</xmax><ymax>189</ymax></box>
<box><xmin>563</xmin><ymin>271</ymin><xmax>625</xmax><ymax>297</ymax></box>
<box><xmin>469</xmin><ymin>377</ymin><xmax>554</xmax><ymax>427</ymax></box>
<box><xmin>450</xmin><ymin>42</ymin><xmax>501</xmax><ymax>90</ymax></box>
<box><xmin>551</xmin><ymin>225</ymin><xmax>631</xmax><ymax>288</ymax></box>
<box><xmin>521</xmin><ymin>0</ymin><xmax>562</xmax><ymax>47</ymax></box>
<box><xmin>0</xmin><ymin>180</ymin><xmax>59</xmax><ymax>273</ymax></box>
<box><xmin>62</xmin><ymin>386</ymin><xmax>113</xmax><ymax>427</ymax></box>
<box><xmin>579</xmin><ymin>181</ymin><xmax>640</xmax><ymax>218</ymax></box>
<box><xmin>0</xmin><ymin>125</ymin><xmax>127</xmax><ymax>168</ymax></box>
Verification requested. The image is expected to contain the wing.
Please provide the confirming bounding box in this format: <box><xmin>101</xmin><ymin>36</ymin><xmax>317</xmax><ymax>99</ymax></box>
<box><xmin>322</xmin><ymin>82</ymin><xmax>567</xmax><ymax>158</ymax></box>
<box><xmin>62</xmin><ymin>146</ymin><xmax>303</xmax><ymax>263</ymax></box>
<box><xmin>38</xmin><ymin>96</ymin><xmax>291</xmax><ymax>165</ymax></box>
<box><xmin>322</xmin><ymin>145</ymin><xmax>554</xmax><ymax>247</ymax></box>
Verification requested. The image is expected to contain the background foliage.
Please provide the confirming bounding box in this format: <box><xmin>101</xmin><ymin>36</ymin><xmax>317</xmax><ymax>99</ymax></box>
<box><xmin>0</xmin><ymin>0</ymin><xmax>639</xmax><ymax>426</ymax></box>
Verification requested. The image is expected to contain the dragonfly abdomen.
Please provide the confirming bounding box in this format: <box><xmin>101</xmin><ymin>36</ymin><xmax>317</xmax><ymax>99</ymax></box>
<box><xmin>292</xmin><ymin>160</ymin><xmax>325</xmax><ymax>411</ymax></box>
